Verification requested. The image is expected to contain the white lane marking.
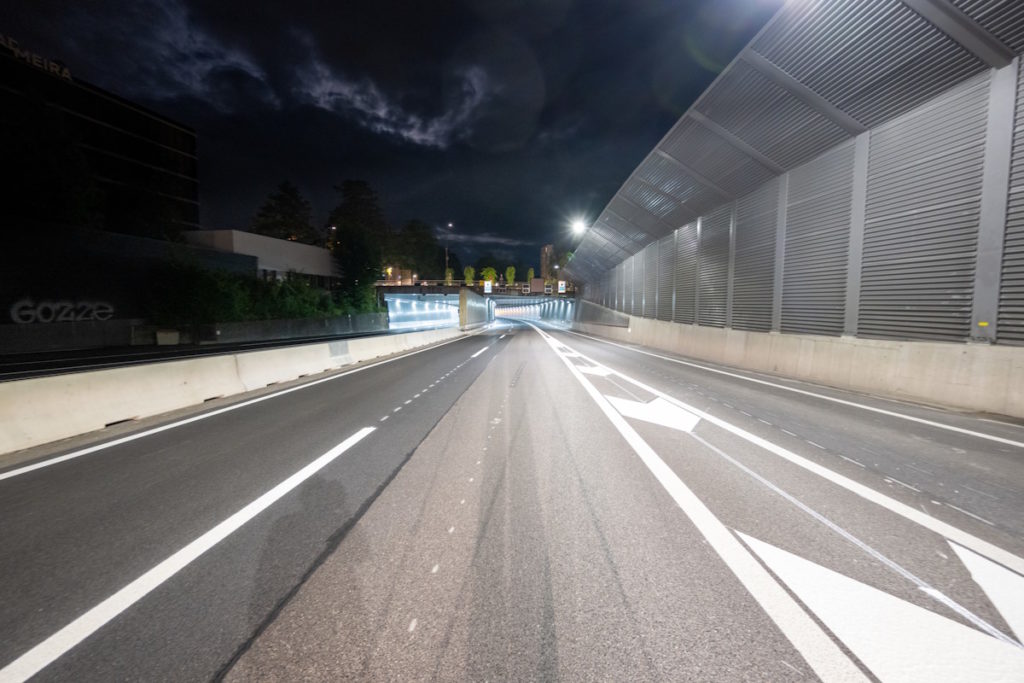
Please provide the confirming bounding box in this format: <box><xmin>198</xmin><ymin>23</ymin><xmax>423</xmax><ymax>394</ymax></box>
<box><xmin>605</xmin><ymin>395</ymin><xmax>700</xmax><ymax>432</ymax></box>
<box><xmin>578</xmin><ymin>365</ymin><xmax>614</xmax><ymax>377</ymax></box>
<box><xmin>379</xmin><ymin>416</ymin><xmax>389</xmax><ymax>422</ymax></box>
<box><xmin>470</xmin><ymin>347</ymin><xmax>488</xmax><ymax>359</ymax></box>
<box><xmin>741</xmin><ymin>532</ymin><xmax>1024</xmax><ymax>681</ymax></box>
<box><xmin>447</xmin><ymin>526</ymin><xmax>455</xmax><ymax>534</ymax></box>
<box><xmin>950</xmin><ymin>542</ymin><xmax>1024</xmax><ymax>642</ymax></box>
<box><xmin>393</xmin><ymin>407</ymin><xmax>402</xmax><ymax>413</ymax></box>
<box><xmin>408</xmin><ymin>619</ymin><xmax>417</xmax><ymax>633</ymax></box>
<box><xmin>0</xmin><ymin>428</ymin><xmax>375</xmax><ymax>683</ymax></box>
<box><xmin>529</xmin><ymin>324</ymin><xmax>866</xmax><ymax>682</ymax></box>
<box><xmin>0</xmin><ymin>330</ymin><xmax>484</xmax><ymax>482</ymax></box>
<box><xmin>468</xmin><ymin>477</ymin><xmax>474</xmax><ymax>482</ymax></box>
<box><xmin>946</xmin><ymin>504</ymin><xmax>995</xmax><ymax>527</ymax></box>
<box><xmin>499</xmin><ymin>334</ymin><xmax>506</xmax><ymax>340</ymax></box>
<box><xmin>545</xmin><ymin>329</ymin><xmax>1024</xmax><ymax>577</ymax></box>
<box><xmin>460</xmin><ymin>499</ymin><xmax>465</xmax><ymax>505</ymax></box>
<box><xmin>565</xmin><ymin>329</ymin><xmax>1024</xmax><ymax>450</ymax></box>
<box><xmin>414</xmin><ymin>394</ymin><xmax>421</xmax><ymax>399</ymax></box>
<box><xmin>781</xmin><ymin>429</ymin><xmax>797</xmax><ymax>437</ymax></box>
<box><xmin>431</xmin><ymin>564</ymin><xmax>439</xmax><ymax>574</ymax></box>
<box><xmin>758</xmin><ymin>418</ymin><xmax>771</xmax><ymax>425</ymax></box>
<box><xmin>404</xmin><ymin>400</ymin><xmax>412</xmax><ymax>405</ymax></box>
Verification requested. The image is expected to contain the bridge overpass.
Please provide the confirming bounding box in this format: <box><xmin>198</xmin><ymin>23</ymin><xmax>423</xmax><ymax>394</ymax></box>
<box><xmin>3</xmin><ymin>2</ymin><xmax>1024</xmax><ymax>681</ymax></box>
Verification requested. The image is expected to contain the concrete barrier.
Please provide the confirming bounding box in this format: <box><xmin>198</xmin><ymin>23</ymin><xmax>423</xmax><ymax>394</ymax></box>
<box><xmin>0</xmin><ymin>326</ymin><xmax>466</xmax><ymax>455</ymax></box>
<box><xmin>575</xmin><ymin>312</ymin><xmax>1024</xmax><ymax>419</ymax></box>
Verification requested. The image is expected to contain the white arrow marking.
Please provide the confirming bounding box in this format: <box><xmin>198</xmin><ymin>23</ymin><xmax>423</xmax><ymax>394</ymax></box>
<box><xmin>578</xmin><ymin>365</ymin><xmax>613</xmax><ymax>377</ymax></box>
<box><xmin>739</xmin><ymin>532</ymin><xmax>1024</xmax><ymax>682</ymax></box>
<box><xmin>950</xmin><ymin>541</ymin><xmax>1024</xmax><ymax>643</ymax></box>
<box><xmin>605</xmin><ymin>395</ymin><xmax>700</xmax><ymax>433</ymax></box>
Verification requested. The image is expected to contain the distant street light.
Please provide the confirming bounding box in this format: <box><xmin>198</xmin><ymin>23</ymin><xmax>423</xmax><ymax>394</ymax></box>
<box><xmin>571</xmin><ymin>219</ymin><xmax>586</xmax><ymax>235</ymax></box>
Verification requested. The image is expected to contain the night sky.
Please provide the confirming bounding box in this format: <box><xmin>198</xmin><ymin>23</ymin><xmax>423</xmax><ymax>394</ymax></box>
<box><xmin>7</xmin><ymin>0</ymin><xmax>781</xmax><ymax>267</ymax></box>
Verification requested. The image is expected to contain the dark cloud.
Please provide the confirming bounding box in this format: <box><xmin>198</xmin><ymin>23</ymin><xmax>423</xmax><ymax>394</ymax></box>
<box><xmin>5</xmin><ymin>0</ymin><xmax>782</xmax><ymax>265</ymax></box>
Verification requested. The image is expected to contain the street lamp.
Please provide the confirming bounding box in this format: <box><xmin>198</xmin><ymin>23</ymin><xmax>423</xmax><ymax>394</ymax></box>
<box><xmin>571</xmin><ymin>219</ymin><xmax>586</xmax><ymax>235</ymax></box>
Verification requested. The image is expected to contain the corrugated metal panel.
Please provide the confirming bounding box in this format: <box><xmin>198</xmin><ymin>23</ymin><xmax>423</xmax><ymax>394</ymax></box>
<box><xmin>622</xmin><ymin>178</ymin><xmax>678</xmax><ymax>220</ymax></box>
<box><xmin>752</xmin><ymin>0</ymin><xmax>986</xmax><ymax>128</ymax></box>
<box><xmin>861</xmin><ymin>74</ymin><xmax>988</xmax><ymax>341</ymax></box>
<box><xmin>782</xmin><ymin>141</ymin><xmax>854</xmax><ymax>336</ymax></box>
<box><xmin>698</xmin><ymin>205</ymin><xmax>732</xmax><ymax>327</ymax></box>
<box><xmin>660</xmin><ymin>119</ymin><xmax>776</xmax><ymax>196</ymax></box>
<box><xmin>657</xmin><ymin>233</ymin><xmax>675</xmax><ymax>321</ymax></box>
<box><xmin>952</xmin><ymin>0</ymin><xmax>1024</xmax><ymax>54</ymax></box>
<box><xmin>695</xmin><ymin>60</ymin><xmax>850</xmax><ymax>170</ymax></box>
<box><xmin>643</xmin><ymin>242</ymin><xmax>659</xmax><ymax>318</ymax></box>
<box><xmin>732</xmin><ymin>179</ymin><xmax>779</xmax><ymax>331</ymax></box>
<box><xmin>673</xmin><ymin>221</ymin><xmax>699</xmax><ymax>323</ymax></box>
<box><xmin>999</xmin><ymin>61</ymin><xmax>1024</xmax><ymax>343</ymax></box>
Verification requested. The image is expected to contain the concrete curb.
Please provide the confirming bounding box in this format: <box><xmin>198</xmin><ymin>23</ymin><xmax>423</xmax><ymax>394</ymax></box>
<box><xmin>574</xmin><ymin>315</ymin><xmax>1024</xmax><ymax>419</ymax></box>
<box><xmin>0</xmin><ymin>327</ymin><xmax>465</xmax><ymax>455</ymax></box>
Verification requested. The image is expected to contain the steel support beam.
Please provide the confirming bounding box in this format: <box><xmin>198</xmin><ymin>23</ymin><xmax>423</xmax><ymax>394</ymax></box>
<box><xmin>653</xmin><ymin>150</ymin><xmax>733</xmax><ymax>201</ymax></box>
<box><xmin>902</xmin><ymin>0</ymin><xmax>1015</xmax><ymax>69</ymax></box>
<box><xmin>741</xmin><ymin>49</ymin><xmax>867</xmax><ymax>136</ymax></box>
<box><xmin>772</xmin><ymin>173</ymin><xmax>789</xmax><ymax>332</ymax></box>
<box><xmin>689</xmin><ymin>110</ymin><xmax>785</xmax><ymax>174</ymax></box>
<box><xmin>844</xmin><ymin>131</ymin><xmax>870</xmax><ymax>336</ymax></box>
<box><xmin>971</xmin><ymin>58</ymin><xmax>1019</xmax><ymax>342</ymax></box>
<box><xmin>726</xmin><ymin>202</ymin><xmax>737</xmax><ymax>327</ymax></box>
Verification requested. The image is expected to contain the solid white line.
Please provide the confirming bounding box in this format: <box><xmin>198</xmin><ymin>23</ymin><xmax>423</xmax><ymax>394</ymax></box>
<box><xmin>470</xmin><ymin>347</ymin><xmax>488</xmax><ymax>359</ymax></box>
<box><xmin>550</xmin><ymin>334</ymin><xmax>1024</xmax><ymax>576</ymax></box>
<box><xmin>0</xmin><ymin>331</ymin><xmax>481</xmax><ymax>482</ymax></box>
<box><xmin>563</xmin><ymin>329</ymin><xmax>1024</xmax><ymax>450</ymax></box>
<box><xmin>528</xmin><ymin>323</ymin><xmax>866</xmax><ymax>682</ymax></box>
<box><xmin>0</xmin><ymin>427</ymin><xmax>375</xmax><ymax>683</ymax></box>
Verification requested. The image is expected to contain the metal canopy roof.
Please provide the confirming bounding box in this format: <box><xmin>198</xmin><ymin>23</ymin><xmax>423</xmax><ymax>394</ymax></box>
<box><xmin>566</xmin><ymin>0</ymin><xmax>1023</xmax><ymax>284</ymax></box>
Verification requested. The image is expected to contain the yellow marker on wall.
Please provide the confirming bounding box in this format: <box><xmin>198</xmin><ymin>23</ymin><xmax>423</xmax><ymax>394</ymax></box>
<box><xmin>978</xmin><ymin>321</ymin><xmax>989</xmax><ymax>327</ymax></box>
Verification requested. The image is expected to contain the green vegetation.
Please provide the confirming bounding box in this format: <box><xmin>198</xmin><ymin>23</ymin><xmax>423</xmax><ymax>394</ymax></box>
<box><xmin>480</xmin><ymin>266</ymin><xmax>497</xmax><ymax>283</ymax></box>
<box><xmin>505</xmin><ymin>266</ymin><xmax>516</xmax><ymax>285</ymax></box>
<box><xmin>527</xmin><ymin>267</ymin><xmax>535</xmax><ymax>281</ymax></box>
<box><xmin>145</xmin><ymin>262</ymin><xmax>366</xmax><ymax>326</ymax></box>
<box><xmin>464</xmin><ymin>266</ymin><xmax>476</xmax><ymax>285</ymax></box>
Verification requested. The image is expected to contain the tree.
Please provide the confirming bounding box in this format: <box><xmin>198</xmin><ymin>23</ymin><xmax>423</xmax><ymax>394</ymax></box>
<box><xmin>388</xmin><ymin>219</ymin><xmax>441</xmax><ymax>278</ymax></box>
<box><xmin>527</xmin><ymin>267</ymin><xmax>535</xmax><ymax>281</ymax></box>
<box><xmin>445</xmin><ymin>267</ymin><xmax>454</xmax><ymax>285</ymax></box>
<box><xmin>481</xmin><ymin>266</ymin><xmax>497</xmax><ymax>283</ymax></box>
<box><xmin>505</xmin><ymin>266</ymin><xmax>516</xmax><ymax>285</ymax></box>
<box><xmin>250</xmin><ymin>181</ymin><xmax>318</xmax><ymax>244</ymax></box>
<box><xmin>328</xmin><ymin>180</ymin><xmax>388</xmax><ymax>293</ymax></box>
<box><xmin>464</xmin><ymin>266</ymin><xmax>475</xmax><ymax>285</ymax></box>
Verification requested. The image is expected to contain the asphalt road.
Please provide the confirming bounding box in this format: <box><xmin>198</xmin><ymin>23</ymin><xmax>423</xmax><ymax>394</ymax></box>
<box><xmin>2</xmin><ymin>320</ymin><xmax>1023</xmax><ymax>681</ymax></box>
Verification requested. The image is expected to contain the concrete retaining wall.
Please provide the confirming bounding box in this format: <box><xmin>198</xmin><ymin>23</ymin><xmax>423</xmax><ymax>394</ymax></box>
<box><xmin>575</xmin><ymin>312</ymin><xmax>1024</xmax><ymax>419</ymax></box>
<box><xmin>0</xmin><ymin>327</ymin><xmax>465</xmax><ymax>455</ymax></box>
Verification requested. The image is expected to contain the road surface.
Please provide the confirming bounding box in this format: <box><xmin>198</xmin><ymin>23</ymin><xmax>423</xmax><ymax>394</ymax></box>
<box><xmin>2</xmin><ymin>321</ymin><xmax>1023</xmax><ymax>681</ymax></box>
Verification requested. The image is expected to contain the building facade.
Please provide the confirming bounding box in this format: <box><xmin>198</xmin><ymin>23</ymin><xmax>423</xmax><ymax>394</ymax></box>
<box><xmin>0</xmin><ymin>34</ymin><xmax>199</xmax><ymax>235</ymax></box>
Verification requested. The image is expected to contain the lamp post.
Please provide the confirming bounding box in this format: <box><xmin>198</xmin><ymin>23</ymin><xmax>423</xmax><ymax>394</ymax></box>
<box><xmin>445</xmin><ymin>222</ymin><xmax>453</xmax><ymax>276</ymax></box>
